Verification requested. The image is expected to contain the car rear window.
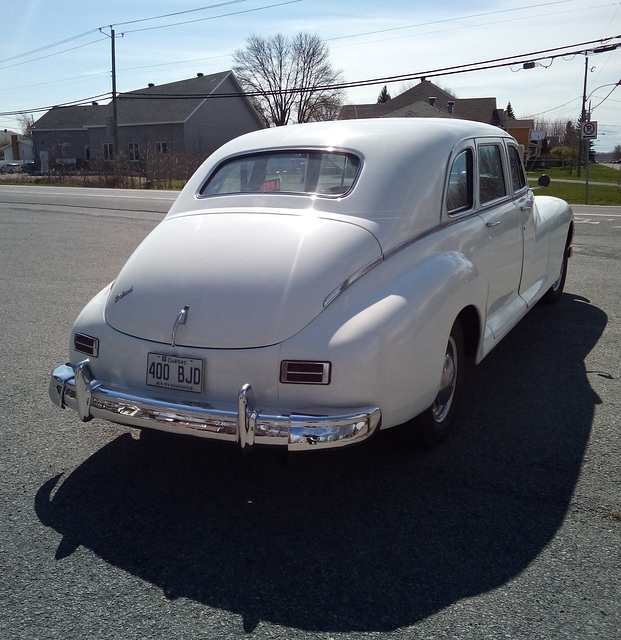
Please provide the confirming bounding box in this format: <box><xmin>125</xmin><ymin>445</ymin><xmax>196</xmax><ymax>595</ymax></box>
<box><xmin>199</xmin><ymin>151</ymin><xmax>361</xmax><ymax>197</ymax></box>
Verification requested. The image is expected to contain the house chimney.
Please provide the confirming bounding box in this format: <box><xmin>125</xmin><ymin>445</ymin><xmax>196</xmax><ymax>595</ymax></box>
<box><xmin>197</xmin><ymin>73</ymin><xmax>204</xmax><ymax>77</ymax></box>
<box><xmin>429</xmin><ymin>97</ymin><xmax>436</xmax><ymax>107</ymax></box>
<box><xmin>92</xmin><ymin>101</ymin><xmax>98</xmax><ymax>106</ymax></box>
<box><xmin>11</xmin><ymin>135</ymin><xmax>19</xmax><ymax>160</ymax></box>
<box><xmin>148</xmin><ymin>83</ymin><xmax>155</xmax><ymax>88</ymax></box>
<box><xmin>448</xmin><ymin>101</ymin><xmax>455</xmax><ymax>114</ymax></box>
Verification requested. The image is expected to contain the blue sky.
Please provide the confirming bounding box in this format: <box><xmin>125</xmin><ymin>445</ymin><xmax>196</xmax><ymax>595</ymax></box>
<box><xmin>2</xmin><ymin>0</ymin><xmax>620</xmax><ymax>152</ymax></box>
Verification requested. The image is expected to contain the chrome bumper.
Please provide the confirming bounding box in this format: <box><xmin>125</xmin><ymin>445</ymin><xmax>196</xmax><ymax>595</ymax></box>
<box><xmin>49</xmin><ymin>361</ymin><xmax>381</xmax><ymax>452</ymax></box>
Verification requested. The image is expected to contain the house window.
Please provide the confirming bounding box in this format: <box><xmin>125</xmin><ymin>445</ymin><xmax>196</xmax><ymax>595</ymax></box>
<box><xmin>84</xmin><ymin>146</ymin><xmax>90</xmax><ymax>161</ymax></box>
<box><xmin>128</xmin><ymin>142</ymin><xmax>139</xmax><ymax>162</ymax></box>
<box><xmin>102</xmin><ymin>143</ymin><xmax>113</xmax><ymax>161</ymax></box>
<box><xmin>156</xmin><ymin>142</ymin><xmax>168</xmax><ymax>154</ymax></box>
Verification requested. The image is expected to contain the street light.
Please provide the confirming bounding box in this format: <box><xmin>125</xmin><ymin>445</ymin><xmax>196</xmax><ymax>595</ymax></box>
<box><xmin>577</xmin><ymin>43</ymin><xmax>621</xmax><ymax>182</ymax></box>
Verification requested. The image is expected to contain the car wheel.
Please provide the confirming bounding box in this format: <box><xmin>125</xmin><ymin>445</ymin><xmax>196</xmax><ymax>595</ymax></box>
<box><xmin>397</xmin><ymin>319</ymin><xmax>465</xmax><ymax>449</ymax></box>
<box><xmin>541</xmin><ymin>245</ymin><xmax>569</xmax><ymax>305</ymax></box>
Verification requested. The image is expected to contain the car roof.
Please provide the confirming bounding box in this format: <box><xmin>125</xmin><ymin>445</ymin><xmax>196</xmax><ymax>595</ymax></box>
<box><xmin>174</xmin><ymin>118</ymin><xmax>517</xmax><ymax>254</ymax></box>
<box><xmin>213</xmin><ymin>117</ymin><xmax>513</xmax><ymax>158</ymax></box>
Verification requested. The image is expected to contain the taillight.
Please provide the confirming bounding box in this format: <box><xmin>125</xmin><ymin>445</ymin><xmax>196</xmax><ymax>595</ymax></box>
<box><xmin>280</xmin><ymin>361</ymin><xmax>331</xmax><ymax>385</ymax></box>
<box><xmin>74</xmin><ymin>333</ymin><xmax>99</xmax><ymax>358</ymax></box>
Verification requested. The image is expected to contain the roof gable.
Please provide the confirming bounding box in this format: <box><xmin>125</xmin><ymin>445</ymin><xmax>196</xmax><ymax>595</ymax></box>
<box><xmin>376</xmin><ymin>80</ymin><xmax>455</xmax><ymax>116</ymax></box>
<box><xmin>34</xmin><ymin>70</ymin><xmax>264</xmax><ymax>131</ymax></box>
<box><xmin>103</xmin><ymin>70</ymin><xmax>237</xmax><ymax>126</ymax></box>
<box><xmin>338</xmin><ymin>80</ymin><xmax>501</xmax><ymax>125</ymax></box>
<box><xmin>383</xmin><ymin>100</ymin><xmax>453</xmax><ymax>119</ymax></box>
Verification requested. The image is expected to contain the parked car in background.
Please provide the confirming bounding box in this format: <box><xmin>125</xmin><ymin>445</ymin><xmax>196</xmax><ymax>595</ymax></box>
<box><xmin>49</xmin><ymin>118</ymin><xmax>573</xmax><ymax>452</ymax></box>
<box><xmin>0</xmin><ymin>161</ymin><xmax>23</xmax><ymax>174</ymax></box>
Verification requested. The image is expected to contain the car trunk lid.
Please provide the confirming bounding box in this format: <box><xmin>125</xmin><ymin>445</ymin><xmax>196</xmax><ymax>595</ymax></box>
<box><xmin>104</xmin><ymin>211</ymin><xmax>381</xmax><ymax>348</ymax></box>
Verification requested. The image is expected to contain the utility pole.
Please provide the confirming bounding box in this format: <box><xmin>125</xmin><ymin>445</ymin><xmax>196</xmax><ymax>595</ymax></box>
<box><xmin>577</xmin><ymin>52</ymin><xmax>588</xmax><ymax>179</ymax></box>
<box><xmin>100</xmin><ymin>26</ymin><xmax>122</xmax><ymax>176</ymax></box>
<box><xmin>111</xmin><ymin>28</ymin><xmax>119</xmax><ymax>164</ymax></box>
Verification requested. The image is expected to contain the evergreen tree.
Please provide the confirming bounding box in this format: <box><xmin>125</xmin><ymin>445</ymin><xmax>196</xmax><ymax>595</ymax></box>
<box><xmin>506</xmin><ymin>102</ymin><xmax>516</xmax><ymax>119</ymax></box>
<box><xmin>377</xmin><ymin>85</ymin><xmax>392</xmax><ymax>104</ymax></box>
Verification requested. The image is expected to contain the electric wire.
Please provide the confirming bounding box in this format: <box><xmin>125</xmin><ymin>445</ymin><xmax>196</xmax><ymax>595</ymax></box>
<box><xmin>325</xmin><ymin>0</ymin><xmax>615</xmax><ymax>43</ymax></box>
<box><xmin>0</xmin><ymin>4</ymin><xmax>619</xmax><ymax>122</ymax></box>
<box><xmin>1</xmin><ymin>37</ymin><xmax>618</xmax><ymax>117</ymax></box>
<box><xmin>110</xmin><ymin>0</ymin><xmax>253</xmax><ymax>28</ymax></box>
<box><xmin>116</xmin><ymin>38</ymin><xmax>621</xmax><ymax>99</ymax></box>
<box><xmin>0</xmin><ymin>37</ymin><xmax>110</xmax><ymax>72</ymax></box>
<box><xmin>120</xmin><ymin>0</ymin><xmax>303</xmax><ymax>34</ymax></box>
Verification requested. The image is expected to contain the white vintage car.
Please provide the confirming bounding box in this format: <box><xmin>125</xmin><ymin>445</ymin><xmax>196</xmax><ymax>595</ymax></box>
<box><xmin>49</xmin><ymin>118</ymin><xmax>573</xmax><ymax>451</ymax></box>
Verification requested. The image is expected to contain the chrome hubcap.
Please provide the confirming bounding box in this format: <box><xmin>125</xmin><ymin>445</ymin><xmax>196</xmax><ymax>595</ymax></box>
<box><xmin>432</xmin><ymin>336</ymin><xmax>457</xmax><ymax>423</ymax></box>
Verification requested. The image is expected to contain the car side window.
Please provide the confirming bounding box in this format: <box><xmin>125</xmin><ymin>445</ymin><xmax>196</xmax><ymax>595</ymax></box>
<box><xmin>478</xmin><ymin>144</ymin><xmax>507</xmax><ymax>204</ymax></box>
<box><xmin>508</xmin><ymin>145</ymin><xmax>527</xmax><ymax>192</ymax></box>
<box><xmin>446</xmin><ymin>148</ymin><xmax>473</xmax><ymax>214</ymax></box>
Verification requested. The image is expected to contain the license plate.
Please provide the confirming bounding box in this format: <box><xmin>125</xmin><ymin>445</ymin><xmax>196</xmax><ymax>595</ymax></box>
<box><xmin>146</xmin><ymin>353</ymin><xmax>203</xmax><ymax>393</ymax></box>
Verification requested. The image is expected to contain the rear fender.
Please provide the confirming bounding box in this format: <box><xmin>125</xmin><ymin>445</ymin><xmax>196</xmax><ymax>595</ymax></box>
<box><xmin>279</xmin><ymin>250</ymin><xmax>485</xmax><ymax>428</ymax></box>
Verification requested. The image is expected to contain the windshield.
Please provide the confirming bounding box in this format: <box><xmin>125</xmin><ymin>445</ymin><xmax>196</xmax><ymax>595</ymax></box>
<box><xmin>199</xmin><ymin>150</ymin><xmax>361</xmax><ymax>197</ymax></box>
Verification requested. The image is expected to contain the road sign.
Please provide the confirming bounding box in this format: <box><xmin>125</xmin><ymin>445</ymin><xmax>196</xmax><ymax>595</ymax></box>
<box><xmin>581</xmin><ymin>121</ymin><xmax>598</xmax><ymax>139</ymax></box>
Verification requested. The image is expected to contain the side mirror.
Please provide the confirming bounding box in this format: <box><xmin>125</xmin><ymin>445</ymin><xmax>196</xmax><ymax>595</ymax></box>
<box><xmin>537</xmin><ymin>174</ymin><xmax>551</xmax><ymax>188</ymax></box>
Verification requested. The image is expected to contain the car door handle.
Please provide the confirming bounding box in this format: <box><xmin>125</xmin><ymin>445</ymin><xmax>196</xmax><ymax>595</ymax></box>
<box><xmin>486</xmin><ymin>220</ymin><xmax>501</xmax><ymax>227</ymax></box>
<box><xmin>520</xmin><ymin>205</ymin><xmax>532</xmax><ymax>211</ymax></box>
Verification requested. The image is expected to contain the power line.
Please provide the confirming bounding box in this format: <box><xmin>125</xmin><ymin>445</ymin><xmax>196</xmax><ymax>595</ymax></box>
<box><xmin>0</xmin><ymin>29</ymin><xmax>101</xmax><ymax>65</ymax></box>
<box><xmin>325</xmin><ymin>0</ymin><xmax>593</xmax><ymax>44</ymax></box>
<box><xmin>0</xmin><ymin>93</ymin><xmax>112</xmax><ymax>117</ymax></box>
<box><xmin>0</xmin><ymin>1</ymin><xmax>298</xmax><ymax>71</ymax></box>
<box><xmin>0</xmin><ymin>37</ymin><xmax>109</xmax><ymax>72</ymax></box>
<box><xmin>2</xmin><ymin>0</ymin><xmax>614</xmax><ymax>102</ymax></box>
<box><xmin>111</xmin><ymin>0</ymin><xmax>253</xmax><ymax>28</ymax></box>
<box><xmin>0</xmin><ymin>2</ymin><xmax>251</xmax><ymax>65</ymax></box>
<box><xmin>120</xmin><ymin>0</ymin><xmax>303</xmax><ymax>34</ymax></box>
<box><xmin>116</xmin><ymin>37</ymin><xmax>621</xmax><ymax>99</ymax></box>
<box><xmin>2</xmin><ymin>37</ymin><xmax>618</xmax><ymax>118</ymax></box>
<box><xmin>591</xmin><ymin>81</ymin><xmax>621</xmax><ymax>110</ymax></box>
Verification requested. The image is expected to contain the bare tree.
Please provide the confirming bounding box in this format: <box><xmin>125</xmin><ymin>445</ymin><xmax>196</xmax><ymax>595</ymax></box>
<box><xmin>533</xmin><ymin>118</ymin><xmax>571</xmax><ymax>146</ymax></box>
<box><xmin>233</xmin><ymin>33</ymin><xmax>344</xmax><ymax>126</ymax></box>
<box><xmin>16</xmin><ymin>114</ymin><xmax>35</xmax><ymax>139</ymax></box>
<box><xmin>551</xmin><ymin>121</ymin><xmax>580</xmax><ymax>173</ymax></box>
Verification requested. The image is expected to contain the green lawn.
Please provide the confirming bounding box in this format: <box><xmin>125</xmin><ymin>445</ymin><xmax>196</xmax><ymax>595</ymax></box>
<box><xmin>528</xmin><ymin>164</ymin><xmax>621</xmax><ymax>205</ymax></box>
<box><xmin>529</xmin><ymin>163</ymin><xmax>620</xmax><ymax>183</ymax></box>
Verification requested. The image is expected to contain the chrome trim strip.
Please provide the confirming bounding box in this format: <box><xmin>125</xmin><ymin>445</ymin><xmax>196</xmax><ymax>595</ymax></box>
<box><xmin>49</xmin><ymin>363</ymin><xmax>381</xmax><ymax>452</ymax></box>
<box><xmin>323</xmin><ymin>214</ymin><xmax>486</xmax><ymax>307</ymax></box>
<box><xmin>323</xmin><ymin>256</ymin><xmax>384</xmax><ymax>307</ymax></box>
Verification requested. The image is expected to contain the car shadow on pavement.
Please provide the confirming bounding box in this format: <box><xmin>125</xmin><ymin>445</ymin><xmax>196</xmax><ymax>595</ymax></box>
<box><xmin>35</xmin><ymin>293</ymin><xmax>605</xmax><ymax>633</ymax></box>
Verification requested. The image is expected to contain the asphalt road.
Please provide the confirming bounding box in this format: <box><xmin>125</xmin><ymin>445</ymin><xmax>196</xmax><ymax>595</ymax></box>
<box><xmin>1</xmin><ymin>186</ymin><xmax>619</xmax><ymax>639</ymax></box>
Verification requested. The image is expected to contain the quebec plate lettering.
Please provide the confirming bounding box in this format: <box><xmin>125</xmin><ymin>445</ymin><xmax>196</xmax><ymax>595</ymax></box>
<box><xmin>146</xmin><ymin>353</ymin><xmax>203</xmax><ymax>393</ymax></box>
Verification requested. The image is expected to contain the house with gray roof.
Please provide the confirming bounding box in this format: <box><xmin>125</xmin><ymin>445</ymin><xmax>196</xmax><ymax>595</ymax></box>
<box><xmin>32</xmin><ymin>70</ymin><xmax>265</xmax><ymax>173</ymax></box>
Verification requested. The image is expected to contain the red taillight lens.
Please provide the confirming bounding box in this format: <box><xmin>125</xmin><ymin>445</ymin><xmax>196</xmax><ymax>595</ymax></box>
<box><xmin>280</xmin><ymin>361</ymin><xmax>331</xmax><ymax>385</ymax></box>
